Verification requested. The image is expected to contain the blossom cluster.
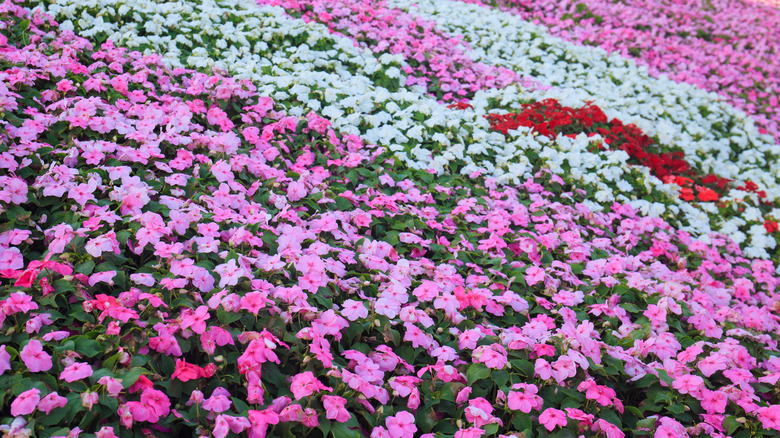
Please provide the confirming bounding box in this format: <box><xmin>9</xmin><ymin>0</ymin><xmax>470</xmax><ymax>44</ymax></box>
<box><xmin>37</xmin><ymin>0</ymin><xmax>780</xmax><ymax>260</ymax></box>
<box><xmin>455</xmin><ymin>0</ymin><xmax>780</xmax><ymax>144</ymax></box>
<box><xmin>2</xmin><ymin>1</ymin><xmax>780</xmax><ymax>438</ymax></box>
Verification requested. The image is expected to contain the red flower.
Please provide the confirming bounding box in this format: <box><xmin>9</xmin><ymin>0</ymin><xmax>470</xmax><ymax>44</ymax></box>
<box><xmin>679</xmin><ymin>188</ymin><xmax>695</xmax><ymax>201</ymax></box>
<box><xmin>696</xmin><ymin>186</ymin><xmax>719</xmax><ymax>202</ymax></box>
<box><xmin>764</xmin><ymin>221</ymin><xmax>779</xmax><ymax>234</ymax></box>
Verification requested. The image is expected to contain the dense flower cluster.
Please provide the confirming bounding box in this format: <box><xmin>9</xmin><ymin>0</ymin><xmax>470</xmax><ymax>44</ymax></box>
<box><xmin>37</xmin><ymin>0</ymin><xmax>780</xmax><ymax>259</ymax></box>
<box><xmin>256</xmin><ymin>0</ymin><xmax>521</xmax><ymax>101</ymax></box>
<box><xmin>389</xmin><ymin>0</ymin><xmax>780</xmax><ymax>258</ymax></box>
<box><xmin>2</xmin><ymin>0</ymin><xmax>780</xmax><ymax>438</ymax></box>
<box><xmin>454</xmin><ymin>0</ymin><xmax>780</xmax><ymax>144</ymax></box>
<box><xmin>484</xmin><ymin>99</ymin><xmax>694</xmax><ymax>181</ymax></box>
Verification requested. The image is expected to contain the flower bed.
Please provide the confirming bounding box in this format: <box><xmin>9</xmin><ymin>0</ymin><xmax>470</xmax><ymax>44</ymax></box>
<box><xmin>452</xmin><ymin>0</ymin><xmax>780</xmax><ymax>145</ymax></box>
<box><xmin>2</xmin><ymin>0</ymin><xmax>780</xmax><ymax>437</ymax></box>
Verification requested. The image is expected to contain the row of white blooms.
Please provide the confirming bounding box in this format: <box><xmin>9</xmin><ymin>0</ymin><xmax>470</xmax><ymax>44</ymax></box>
<box><xmin>38</xmin><ymin>0</ymin><xmax>780</xmax><ymax>259</ymax></box>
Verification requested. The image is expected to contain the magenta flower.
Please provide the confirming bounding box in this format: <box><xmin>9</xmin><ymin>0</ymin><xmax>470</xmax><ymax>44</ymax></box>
<box><xmin>758</xmin><ymin>405</ymin><xmax>780</xmax><ymax>431</ymax></box>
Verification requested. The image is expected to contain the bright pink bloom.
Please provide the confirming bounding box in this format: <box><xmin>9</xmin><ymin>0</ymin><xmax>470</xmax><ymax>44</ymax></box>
<box><xmin>140</xmin><ymin>388</ymin><xmax>171</xmax><ymax>419</ymax></box>
<box><xmin>507</xmin><ymin>384</ymin><xmax>543</xmax><ymax>413</ymax></box>
<box><xmin>289</xmin><ymin>371</ymin><xmax>332</xmax><ymax>400</ymax></box>
<box><xmin>538</xmin><ymin>408</ymin><xmax>567</xmax><ymax>431</ymax></box>
<box><xmin>248</xmin><ymin>409</ymin><xmax>279</xmax><ymax>438</ymax></box>
<box><xmin>758</xmin><ymin>405</ymin><xmax>780</xmax><ymax>431</ymax></box>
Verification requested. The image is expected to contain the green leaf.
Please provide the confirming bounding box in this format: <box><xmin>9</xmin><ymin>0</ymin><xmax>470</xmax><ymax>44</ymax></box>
<box><xmin>217</xmin><ymin>307</ymin><xmax>242</xmax><ymax>324</ymax></box>
<box><xmin>75</xmin><ymin>260</ymin><xmax>96</xmax><ymax>276</ymax></box>
<box><xmin>121</xmin><ymin>367</ymin><xmax>146</xmax><ymax>388</ymax></box>
<box><xmin>655</xmin><ymin>369</ymin><xmax>674</xmax><ymax>386</ymax></box>
<box><xmin>74</xmin><ymin>336</ymin><xmax>102</xmax><ymax>358</ymax></box>
<box><xmin>5</xmin><ymin>205</ymin><xmax>29</xmax><ymax>222</ymax></box>
<box><xmin>330</xmin><ymin>422</ymin><xmax>361</xmax><ymax>438</ymax></box>
<box><xmin>667</xmin><ymin>403</ymin><xmax>685</xmax><ymax>415</ymax></box>
<box><xmin>723</xmin><ymin>416</ymin><xmax>740</xmax><ymax>435</ymax></box>
<box><xmin>510</xmin><ymin>359</ymin><xmax>534</xmax><ymax>377</ymax></box>
<box><xmin>466</xmin><ymin>363</ymin><xmax>491</xmax><ymax>385</ymax></box>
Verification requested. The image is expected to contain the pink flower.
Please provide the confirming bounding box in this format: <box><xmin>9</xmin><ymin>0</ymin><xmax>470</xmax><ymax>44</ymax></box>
<box><xmin>140</xmin><ymin>388</ymin><xmax>170</xmax><ymax>419</ymax></box>
<box><xmin>11</xmin><ymin>388</ymin><xmax>41</xmax><ymax>417</ymax></box>
<box><xmin>214</xmin><ymin>259</ymin><xmax>249</xmax><ymax>288</ymax></box>
<box><xmin>203</xmin><ymin>393</ymin><xmax>232</xmax><ymax>413</ymax></box>
<box><xmin>464</xmin><ymin>397</ymin><xmax>501</xmax><ymax>427</ymax></box>
<box><xmin>538</xmin><ymin>408</ymin><xmax>567</xmax><ymax>431</ymax></box>
<box><xmin>757</xmin><ymin>405</ymin><xmax>780</xmax><ymax>431</ymax></box>
<box><xmin>0</xmin><ymin>247</ymin><xmax>23</xmax><ymax>270</ymax></box>
<box><xmin>386</xmin><ymin>411</ymin><xmax>417</xmax><ymax>438</ymax></box>
<box><xmin>289</xmin><ymin>371</ymin><xmax>332</xmax><ymax>400</ymax></box>
<box><xmin>322</xmin><ymin>395</ymin><xmax>350</xmax><ymax>422</ymax></box>
<box><xmin>592</xmin><ymin>419</ymin><xmax>624</xmax><ymax>438</ymax></box>
<box><xmin>0</xmin><ymin>345</ymin><xmax>10</xmax><ymax>375</ymax></box>
<box><xmin>453</xmin><ymin>428</ymin><xmax>485</xmax><ymax>438</ymax></box>
<box><xmin>180</xmin><ymin>306</ymin><xmax>210</xmax><ymax>334</ymax></box>
<box><xmin>171</xmin><ymin>359</ymin><xmax>201</xmax><ymax>382</ymax></box>
<box><xmin>20</xmin><ymin>340</ymin><xmax>52</xmax><ymax>372</ymax></box>
<box><xmin>88</xmin><ymin>270</ymin><xmax>116</xmax><ymax>287</ymax></box>
<box><xmin>524</xmin><ymin>266</ymin><xmax>546</xmax><ymax>286</ymax></box>
<box><xmin>455</xmin><ymin>387</ymin><xmax>472</xmax><ymax>404</ymax></box>
<box><xmin>341</xmin><ymin>299</ymin><xmax>368</xmax><ymax>321</ymax></box>
<box><xmin>473</xmin><ymin>344</ymin><xmax>508</xmax><ymax>369</ymax></box>
<box><xmin>534</xmin><ymin>358</ymin><xmax>553</xmax><ymax>380</ymax></box>
<box><xmin>700</xmin><ymin>389</ymin><xmax>728</xmax><ymax>414</ymax></box>
<box><xmin>507</xmin><ymin>384</ymin><xmax>543</xmax><ymax>413</ymax></box>
<box><xmin>672</xmin><ymin>374</ymin><xmax>704</xmax><ymax>396</ymax></box>
<box><xmin>578</xmin><ymin>379</ymin><xmax>616</xmax><ymax>407</ymax></box>
<box><xmin>81</xmin><ymin>391</ymin><xmax>99</xmax><ymax>410</ymax></box>
<box><xmin>98</xmin><ymin>376</ymin><xmax>124</xmax><ymax>397</ymax></box>
<box><xmin>248</xmin><ymin>409</ymin><xmax>279</xmax><ymax>438</ymax></box>
<box><xmin>96</xmin><ymin>427</ymin><xmax>118</xmax><ymax>438</ymax></box>
<box><xmin>60</xmin><ymin>362</ymin><xmax>93</xmax><ymax>382</ymax></box>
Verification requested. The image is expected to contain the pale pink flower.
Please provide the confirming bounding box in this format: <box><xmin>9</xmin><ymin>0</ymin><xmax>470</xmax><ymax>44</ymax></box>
<box><xmin>386</xmin><ymin>411</ymin><xmax>417</xmax><ymax>438</ymax></box>
<box><xmin>0</xmin><ymin>345</ymin><xmax>10</xmax><ymax>375</ymax></box>
<box><xmin>322</xmin><ymin>395</ymin><xmax>350</xmax><ymax>422</ymax></box>
<box><xmin>10</xmin><ymin>388</ymin><xmax>41</xmax><ymax>417</ymax></box>
<box><xmin>60</xmin><ymin>362</ymin><xmax>93</xmax><ymax>382</ymax></box>
<box><xmin>20</xmin><ymin>340</ymin><xmax>52</xmax><ymax>372</ymax></box>
<box><xmin>38</xmin><ymin>392</ymin><xmax>68</xmax><ymax>414</ymax></box>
